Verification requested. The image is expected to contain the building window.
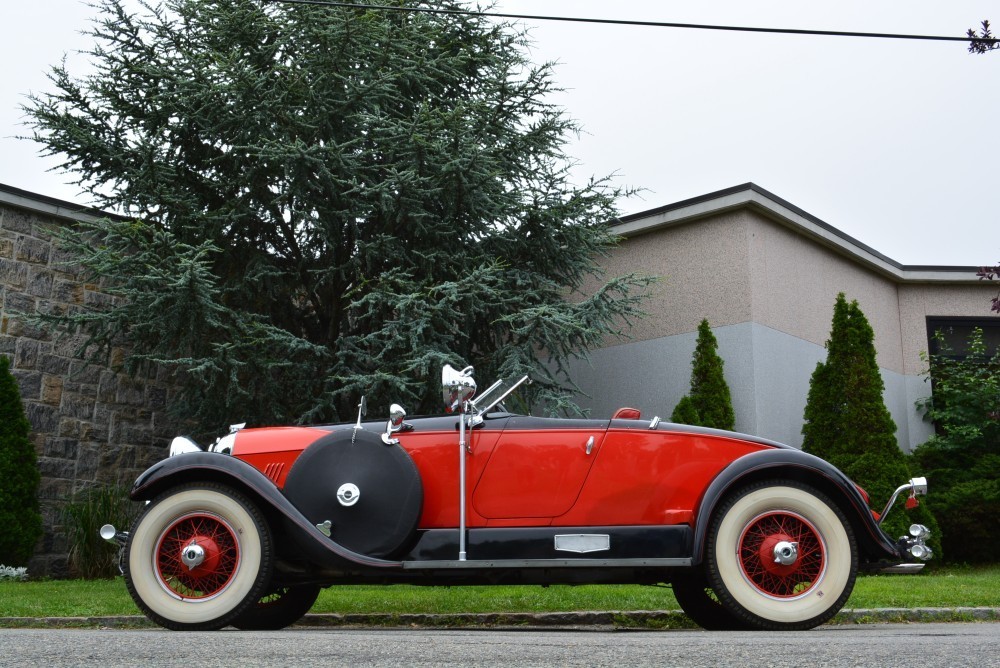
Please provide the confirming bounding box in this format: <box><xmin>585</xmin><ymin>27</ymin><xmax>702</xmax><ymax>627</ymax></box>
<box><xmin>926</xmin><ymin>317</ymin><xmax>1000</xmax><ymax>359</ymax></box>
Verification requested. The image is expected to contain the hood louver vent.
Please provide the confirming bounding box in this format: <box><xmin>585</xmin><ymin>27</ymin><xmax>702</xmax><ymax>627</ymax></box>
<box><xmin>263</xmin><ymin>462</ymin><xmax>285</xmax><ymax>483</ymax></box>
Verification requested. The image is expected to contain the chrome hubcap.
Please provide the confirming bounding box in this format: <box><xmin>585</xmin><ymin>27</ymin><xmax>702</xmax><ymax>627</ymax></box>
<box><xmin>772</xmin><ymin>540</ymin><xmax>799</xmax><ymax>566</ymax></box>
<box><xmin>180</xmin><ymin>542</ymin><xmax>206</xmax><ymax>570</ymax></box>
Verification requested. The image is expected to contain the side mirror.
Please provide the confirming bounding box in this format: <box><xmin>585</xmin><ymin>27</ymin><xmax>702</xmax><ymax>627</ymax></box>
<box><xmin>383</xmin><ymin>403</ymin><xmax>408</xmax><ymax>445</ymax></box>
<box><xmin>442</xmin><ymin>364</ymin><xmax>476</xmax><ymax>413</ymax></box>
<box><xmin>388</xmin><ymin>403</ymin><xmax>406</xmax><ymax>431</ymax></box>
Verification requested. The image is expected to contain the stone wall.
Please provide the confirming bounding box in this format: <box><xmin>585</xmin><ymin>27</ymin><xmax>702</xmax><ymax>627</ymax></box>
<box><xmin>0</xmin><ymin>188</ymin><xmax>180</xmax><ymax>577</ymax></box>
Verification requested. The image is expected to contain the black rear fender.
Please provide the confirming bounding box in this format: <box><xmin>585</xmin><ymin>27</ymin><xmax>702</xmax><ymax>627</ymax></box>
<box><xmin>691</xmin><ymin>449</ymin><xmax>902</xmax><ymax>566</ymax></box>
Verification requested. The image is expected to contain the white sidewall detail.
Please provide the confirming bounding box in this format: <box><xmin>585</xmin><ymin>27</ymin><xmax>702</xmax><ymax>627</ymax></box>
<box><xmin>713</xmin><ymin>485</ymin><xmax>853</xmax><ymax>624</ymax></box>
<box><xmin>128</xmin><ymin>488</ymin><xmax>263</xmax><ymax>626</ymax></box>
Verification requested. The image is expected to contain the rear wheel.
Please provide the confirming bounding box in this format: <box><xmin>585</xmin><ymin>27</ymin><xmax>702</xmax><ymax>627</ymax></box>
<box><xmin>231</xmin><ymin>584</ymin><xmax>321</xmax><ymax>630</ymax></box>
<box><xmin>124</xmin><ymin>483</ymin><xmax>273</xmax><ymax>631</ymax></box>
<box><xmin>672</xmin><ymin>570</ymin><xmax>750</xmax><ymax>630</ymax></box>
<box><xmin>706</xmin><ymin>481</ymin><xmax>857</xmax><ymax>631</ymax></box>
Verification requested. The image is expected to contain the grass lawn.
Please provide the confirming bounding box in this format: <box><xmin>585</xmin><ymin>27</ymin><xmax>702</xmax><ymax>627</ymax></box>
<box><xmin>1</xmin><ymin>566</ymin><xmax>998</xmax><ymax>619</ymax></box>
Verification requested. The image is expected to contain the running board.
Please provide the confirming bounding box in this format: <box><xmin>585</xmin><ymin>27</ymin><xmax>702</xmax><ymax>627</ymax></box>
<box><xmin>402</xmin><ymin>557</ymin><xmax>692</xmax><ymax>570</ymax></box>
<box><xmin>403</xmin><ymin>525</ymin><xmax>692</xmax><ymax>562</ymax></box>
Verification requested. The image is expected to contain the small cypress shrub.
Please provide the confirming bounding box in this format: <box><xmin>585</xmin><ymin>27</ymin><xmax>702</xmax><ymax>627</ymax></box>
<box><xmin>670</xmin><ymin>395</ymin><xmax>701</xmax><ymax>425</ymax></box>
<box><xmin>0</xmin><ymin>356</ymin><xmax>43</xmax><ymax>566</ymax></box>
<box><xmin>672</xmin><ymin>320</ymin><xmax>735</xmax><ymax>429</ymax></box>
<box><xmin>802</xmin><ymin>294</ymin><xmax>940</xmax><ymax>553</ymax></box>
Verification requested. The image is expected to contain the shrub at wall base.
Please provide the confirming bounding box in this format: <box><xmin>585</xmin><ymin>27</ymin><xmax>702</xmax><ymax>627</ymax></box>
<box><xmin>62</xmin><ymin>484</ymin><xmax>140</xmax><ymax>579</ymax></box>
<box><xmin>670</xmin><ymin>394</ymin><xmax>701</xmax><ymax>425</ymax></box>
<box><xmin>0</xmin><ymin>356</ymin><xmax>43</xmax><ymax>566</ymax></box>
<box><xmin>671</xmin><ymin>320</ymin><xmax>735</xmax><ymax>430</ymax></box>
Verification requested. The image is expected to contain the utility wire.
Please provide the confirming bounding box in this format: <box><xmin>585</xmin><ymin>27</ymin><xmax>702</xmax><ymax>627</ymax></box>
<box><xmin>261</xmin><ymin>0</ymin><xmax>997</xmax><ymax>46</ymax></box>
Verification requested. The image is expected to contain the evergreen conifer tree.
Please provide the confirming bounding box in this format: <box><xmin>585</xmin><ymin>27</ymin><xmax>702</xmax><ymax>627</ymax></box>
<box><xmin>25</xmin><ymin>0</ymin><xmax>653</xmax><ymax>429</ymax></box>
<box><xmin>802</xmin><ymin>294</ymin><xmax>939</xmax><ymax>550</ymax></box>
<box><xmin>670</xmin><ymin>394</ymin><xmax>700</xmax><ymax>425</ymax></box>
<box><xmin>673</xmin><ymin>320</ymin><xmax>735</xmax><ymax>429</ymax></box>
<box><xmin>0</xmin><ymin>356</ymin><xmax>42</xmax><ymax>566</ymax></box>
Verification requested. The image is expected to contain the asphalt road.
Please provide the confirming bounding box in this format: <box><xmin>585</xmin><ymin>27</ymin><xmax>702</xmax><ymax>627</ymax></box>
<box><xmin>2</xmin><ymin>623</ymin><xmax>999</xmax><ymax>667</ymax></box>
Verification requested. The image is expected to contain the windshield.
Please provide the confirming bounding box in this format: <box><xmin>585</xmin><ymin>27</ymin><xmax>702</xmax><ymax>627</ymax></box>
<box><xmin>472</xmin><ymin>374</ymin><xmax>529</xmax><ymax>416</ymax></box>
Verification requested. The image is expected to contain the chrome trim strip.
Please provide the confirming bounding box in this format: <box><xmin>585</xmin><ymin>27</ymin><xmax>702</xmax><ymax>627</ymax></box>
<box><xmin>402</xmin><ymin>557</ymin><xmax>691</xmax><ymax>570</ymax></box>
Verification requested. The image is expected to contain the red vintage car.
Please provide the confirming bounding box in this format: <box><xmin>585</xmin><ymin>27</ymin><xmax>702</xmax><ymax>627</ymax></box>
<box><xmin>102</xmin><ymin>364</ymin><xmax>931</xmax><ymax>631</ymax></box>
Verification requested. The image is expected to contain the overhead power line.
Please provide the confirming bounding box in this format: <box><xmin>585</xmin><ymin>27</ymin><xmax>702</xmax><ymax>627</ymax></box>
<box><xmin>262</xmin><ymin>0</ymin><xmax>998</xmax><ymax>46</ymax></box>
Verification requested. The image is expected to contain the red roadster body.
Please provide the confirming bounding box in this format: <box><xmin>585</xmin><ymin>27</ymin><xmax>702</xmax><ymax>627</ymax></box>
<box><xmin>104</xmin><ymin>365</ymin><xmax>931</xmax><ymax>632</ymax></box>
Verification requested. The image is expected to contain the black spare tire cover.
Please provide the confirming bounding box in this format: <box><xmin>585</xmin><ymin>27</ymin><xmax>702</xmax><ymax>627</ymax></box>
<box><xmin>282</xmin><ymin>429</ymin><xmax>423</xmax><ymax>559</ymax></box>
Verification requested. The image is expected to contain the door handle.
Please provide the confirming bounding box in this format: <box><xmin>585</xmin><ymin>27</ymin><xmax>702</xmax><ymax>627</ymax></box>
<box><xmin>585</xmin><ymin>436</ymin><xmax>595</xmax><ymax>455</ymax></box>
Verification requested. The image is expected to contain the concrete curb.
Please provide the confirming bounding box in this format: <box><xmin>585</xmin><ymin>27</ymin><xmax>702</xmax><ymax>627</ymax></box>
<box><xmin>2</xmin><ymin>608</ymin><xmax>998</xmax><ymax>630</ymax></box>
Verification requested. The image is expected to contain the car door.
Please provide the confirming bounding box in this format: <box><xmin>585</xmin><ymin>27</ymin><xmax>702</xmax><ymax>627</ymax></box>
<box><xmin>472</xmin><ymin>416</ymin><xmax>610</xmax><ymax>519</ymax></box>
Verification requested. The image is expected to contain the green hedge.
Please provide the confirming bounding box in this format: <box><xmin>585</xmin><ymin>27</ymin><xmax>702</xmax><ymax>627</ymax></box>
<box><xmin>0</xmin><ymin>356</ymin><xmax>42</xmax><ymax>566</ymax></box>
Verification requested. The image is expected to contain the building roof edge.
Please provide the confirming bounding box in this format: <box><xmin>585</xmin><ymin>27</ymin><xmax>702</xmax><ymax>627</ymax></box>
<box><xmin>612</xmin><ymin>183</ymin><xmax>983</xmax><ymax>283</ymax></box>
<box><xmin>0</xmin><ymin>182</ymin><xmax>117</xmax><ymax>224</ymax></box>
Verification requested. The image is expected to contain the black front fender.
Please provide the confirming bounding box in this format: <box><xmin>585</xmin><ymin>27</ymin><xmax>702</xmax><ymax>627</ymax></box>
<box><xmin>131</xmin><ymin>452</ymin><xmax>403</xmax><ymax>572</ymax></box>
<box><xmin>690</xmin><ymin>448</ymin><xmax>902</xmax><ymax>565</ymax></box>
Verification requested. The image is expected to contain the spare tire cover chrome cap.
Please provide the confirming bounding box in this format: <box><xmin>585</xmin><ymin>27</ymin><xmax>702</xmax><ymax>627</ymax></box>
<box><xmin>336</xmin><ymin>483</ymin><xmax>360</xmax><ymax>507</ymax></box>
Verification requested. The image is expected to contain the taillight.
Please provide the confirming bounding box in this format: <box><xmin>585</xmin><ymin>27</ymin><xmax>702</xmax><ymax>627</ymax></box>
<box><xmin>854</xmin><ymin>483</ymin><xmax>871</xmax><ymax>505</ymax></box>
<box><xmin>854</xmin><ymin>483</ymin><xmax>880</xmax><ymax>520</ymax></box>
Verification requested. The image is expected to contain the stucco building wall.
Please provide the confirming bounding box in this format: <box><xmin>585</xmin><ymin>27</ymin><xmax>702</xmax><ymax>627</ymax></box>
<box><xmin>572</xmin><ymin>184</ymin><xmax>996</xmax><ymax>452</ymax></box>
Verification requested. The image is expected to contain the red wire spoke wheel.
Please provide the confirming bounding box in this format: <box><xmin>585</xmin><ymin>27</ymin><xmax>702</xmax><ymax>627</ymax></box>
<box><xmin>154</xmin><ymin>512</ymin><xmax>240</xmax><ymax>600</ymax></box>
<box><xmin>124</xmin><ymin>483</ymin><xmax>273</xmax><ymax>631</ymax></box>
<box><xmin>736</xmin><ymin>510</ymin><xmax>825</xmax><ymax>599</ymax></box>
<box><xmin>706</xmin><ymin>481</ymin><xmax>858</xmax><ymax>630</ymax></box>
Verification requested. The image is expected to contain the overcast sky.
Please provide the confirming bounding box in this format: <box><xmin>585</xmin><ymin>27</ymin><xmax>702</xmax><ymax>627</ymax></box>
<box><xmin>3</xmin><ymin>1</ymin><xmax>998</xmax><ymax>266</ymax></box>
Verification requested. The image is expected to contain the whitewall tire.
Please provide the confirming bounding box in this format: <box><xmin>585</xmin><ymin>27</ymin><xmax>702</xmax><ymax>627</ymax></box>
<box><xmin>706</xmin><ymin>481</ymin><xmax>857</xmax><ymax>630</ymax></box>
<box><xmin>124</xmin><ymin>483</ymin><xmax>273</xmax><ymax>631</ymax></box>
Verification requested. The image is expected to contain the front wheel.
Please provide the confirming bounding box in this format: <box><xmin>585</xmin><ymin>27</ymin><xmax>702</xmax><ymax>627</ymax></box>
<box><xmin>124</xmin><ymin>483</ymin><xmax>274</xmax><ymax>631</ymax></box>
<box><xmin>706</xmin><ymin>481</ymin><xmax>858</xmax><ymax>631</ymax></box>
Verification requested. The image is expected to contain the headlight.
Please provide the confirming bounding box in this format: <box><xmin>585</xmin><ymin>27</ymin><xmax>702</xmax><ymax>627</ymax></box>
<box><xmin>168</xmin><ymin>436</ymin><xmax>202</xmax><ymax>457</ymax></box>
<box><xmin>210</xmin><ymin>432</ymin><xmax>237</xmax><ymax>455</ymax></box>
